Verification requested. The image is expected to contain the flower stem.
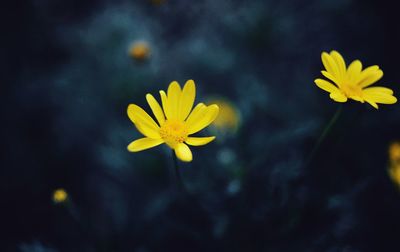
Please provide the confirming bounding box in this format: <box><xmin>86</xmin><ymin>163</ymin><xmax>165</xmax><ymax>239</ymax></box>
<box><xmin>172</xmin><ymin>150</ymin><xmax>185</xmax><ymax>192</ymax></box>
<box><xmin>305</xmin><ymin>105</ymin><xmax>343</xmax><ymax>167</ymax></box>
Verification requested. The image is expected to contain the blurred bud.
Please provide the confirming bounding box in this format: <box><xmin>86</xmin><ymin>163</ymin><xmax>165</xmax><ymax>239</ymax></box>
<box><xmin>128</xmin><ymin>41</ymin><xmax>151</xmax><ymax>61</ymax></box>
<box><xmin>52</xmin><ymin>188</ymin><xmax>68</xmax><ymax>204</ymax></box>
<box><xmin>208</xmin><ymin>97</ymin><xmax>241</xmax><ymax>136</ymax></box>
<box><xmin>388</xmin><ymin>141</ymin><xmax>400</xmax><ymax>188</ymax></box>
<box><xmin>389</xmin><ymin>142</ymin><xmax>400</xmax><ymax>163</ymax></box>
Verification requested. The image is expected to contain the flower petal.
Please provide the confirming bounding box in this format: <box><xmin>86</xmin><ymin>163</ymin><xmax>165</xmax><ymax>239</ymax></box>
<box><xmin>146</xmin><ymin>94</ymin><xmax>165</xmax><ymax>126</ymax></box>
<box><xmin>127</xmin><ymin>104</ymin><xmax>161</xmax><ymax>139</ymax></box>
<box><xmin>321</xmin><ymin>71</ymin><xmax>338</xmax><ymax>84</ymax></box>
<box><xmin>315</xmin><ymin>79</ymin><xmax>340</xmax><ymax>93</ymax></box>
<box><xmin>127</xmin><ymin>138</ymin><xmax>164</xmax><ymax>152</ymax></box>
<box><xmin>330</xmin><ymin>50</ymin><xmax>346</xmax><ymax>79</ymax></box>
<box><xmin>322</xmin><ymin>52</ymin><xmax>340</xmax><ymax>81</ymax></box>
<box><xmin>356</xmin><ymin>66</ymin><xmax>383</xmax><ymax>88</ymax></box>
<box><xmin>185</xmin><ymin>103</ymin><xmax>206</xmax><ymax>125</ymax></box>
<box><xmin>160</xmin><ymin>90</ymin><xmax>171</xmax><ymax>120</ymax></box>
<box><xmin>362</xmin><ymin>87</ymin><xmax>397</xmax><ymax>105</ymax></box>
<box><xmin>186</xmin><ymin>136</ymin><xmax>215</xmax><ymax>146</ymax></box>
<box><xmin>179</xmin><ymin>80</ymin><xmax>196</xmax><ymax>121</ymax></box>
<box><xmin>187</xmin><ymin>104</ymin><xmax>219</xmax><ymax>134</ymax></box>
<box><xmin>167</xmin><ymin>81</ymin><xmax>181</xmax><ymax>120</ymax></box>
<box><xmin>174</xmin><ymin>143</ymin><xmax>193</xmax><ymax>162</ymax></box>
<box><xmin>346</xmin><ymin>60</ymin><xmax>362</xmax><ymax>82</ymax></box>
<box><xmin>329</xmin><ymin>92</ymin><xmax>348</xmax><ymax>102</ymax></box>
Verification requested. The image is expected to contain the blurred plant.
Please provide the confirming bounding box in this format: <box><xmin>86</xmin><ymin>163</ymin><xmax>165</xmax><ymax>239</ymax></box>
<box><xmin>127</xmin><ymin>80</ymin><xmax>219</xmax><ymax>162</ymax></box>
<box><xmin>52</xmin><ymin>188</ymin><xmax>68</xmax><ymax>204</ymax></box>
<box><xmin>388</xmin><ymin>142</ymin><xmax>400</xmax><ymax>187</ymax></box>
<box><xmin>208</xmin><ymin>97</ymin><xmax>241</xmax><ymax>137</ymax></box>
<box><xmin>314</xmin><ymin>50</ymin><xmax>397</xmax><ymax>109</ymax></box>
<box><xmin>128</xmin><ymin>41</ymin><xmax>151</xmax><ymax>61</ymax></box>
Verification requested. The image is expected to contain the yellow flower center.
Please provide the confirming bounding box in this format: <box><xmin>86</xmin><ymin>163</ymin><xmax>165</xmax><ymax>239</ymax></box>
<box><xmin>159</xmin><ymin>120</ymin><xmax>188</xmax><ymax>148</ymax></box>
<box><xmin>341</xmin><ymin>83</ymin><xmax>363</xmax><ymax>100</ymax></box>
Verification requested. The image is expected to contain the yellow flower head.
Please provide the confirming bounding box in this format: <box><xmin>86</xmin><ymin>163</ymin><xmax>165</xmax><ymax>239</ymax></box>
<box><xmin>127</xmin><ymin>80</ymin><xmax>219</xmax><ymax>162</ymax></box>
<box><xmin>128</xmin><ymin>41</ymin><xmax>151</xmax><ymax>61</ymax></box>
<box><xmin>53</xmin><ymin>189</ymin><xmax>68</xmax><ymax>204</ymax></box>
<box><xmin>209</xmin><ymin>98</ymin><xmax>241</xmax><ymax>133</ymax></box>
<box><xmin>314</xmin><ymin>50</ymin><xmax>397</xmax><ymax>109</ymax></box>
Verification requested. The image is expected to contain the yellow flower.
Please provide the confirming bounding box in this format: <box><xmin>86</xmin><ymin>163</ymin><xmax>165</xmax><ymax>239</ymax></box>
<box><xmin>127</xmin><ymin>80</ymin><xmax>219</xmax><ymax>162</ymax></box>
<box><xmin>128</xmin><ymin>41</ymin><xmax>151</xmax><ymax>61</ymax></box>
<box><xmin>53</xmin><ymin>189</ymin><xmax>68</xmax><ymax>203</ymax></box>
<box><xmin>314</xmin><ymin>50</ymin><xmax>397</xmax><ymax>109</ymax></box>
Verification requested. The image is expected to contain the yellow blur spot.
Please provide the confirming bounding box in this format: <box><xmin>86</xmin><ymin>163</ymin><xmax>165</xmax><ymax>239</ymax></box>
<box><xmin>128</xmin><ymin>41</ymin><xmax>151</xmax><ymax>61</ymax></box>
<box><xmin>389</xmin><ymin>142</ymin><xmax>400</xmax><ymax>163</ymax></box>
<box><xmin>53</xmin><ymin>189</ymin><xmax>68</xmax><ymax>203</ymax></box>
<box><xmin>209</xmin><ymin>98</ymin><xmax>241</xmax><ymax>133</ymax></box>
<box><xmin>388</xmin><ymin>142</ymin><xmax>400</xmax><ymax>188</ymax></box>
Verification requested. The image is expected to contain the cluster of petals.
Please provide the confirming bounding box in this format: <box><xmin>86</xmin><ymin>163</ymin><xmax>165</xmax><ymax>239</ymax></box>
<box><xmin>315</xmin><ymin>50</ymin><xmax>397</xmax><ymax>109</ymax></box>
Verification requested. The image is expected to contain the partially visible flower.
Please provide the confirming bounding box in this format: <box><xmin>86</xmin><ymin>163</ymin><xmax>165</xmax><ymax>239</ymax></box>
<box><xmin>389</xmin><ymin>142</ymin><xmax>400</xmax><ymax>163</ymax></box>
<box><xmin>127</xmin><ymin>80</ymin><xmax>219</xmax><ymax>162</ymax></box>
<box><xmin>314</xmin><ymin>50</ymin><xmax>397</xmax><ymax>109</ymax></box>
<box><xmin>388</xmin><ymin>142</ymin><xmax>400</xmax><ymax>188</ymax></box>
<box><xmin>52</xmin><ymin>188</ymin><xmax>68</xmax><ymax>204</ymax></box>
<box><xmin>208</xmin><ymin>98</ymin><xmax>241</xmax><ymax>134</ymax></box>
<box><xmin>128</xmin><ymin>41</ymin><xmax>151</xmax><ymax>61</ymax></box>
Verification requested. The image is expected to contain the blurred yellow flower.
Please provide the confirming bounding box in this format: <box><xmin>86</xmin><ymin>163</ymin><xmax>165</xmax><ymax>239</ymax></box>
<box><xmin>53</xmin><ymin>189</ymin><xmax>68</xmax><ymax>203</ymax></box>
<box><xmin>128</xmin><ymin>41</ymin><xmax>150</xmax><ymax>61</ymax></box>
<box><xmin>209</xmin><ymin>98</ymin><xmax>240</xmax><ymax>133</ymax></box>
<box><xmin>388</xmin><ymin>142</ymin><xmax>400</xmax><ymax>188</ymax></box>
<box><xmin>127</xmin><ymin>80</ymin><xmax>219</xmax><ymax>162</ymax></box>
<box><xmin>389</xmin><ymin>142</ymin><xmax>400</xmax><ymax>163</ymax></box>
<box><xmin>314</xmin><ymin>50</ymin><xmax>397</xmax><ymax>109</ymax></box>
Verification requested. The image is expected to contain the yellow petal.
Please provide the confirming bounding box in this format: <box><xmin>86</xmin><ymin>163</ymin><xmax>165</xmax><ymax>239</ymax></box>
<box><xmin>146</xmin><ymin>94</ymin><xmax>165</xmax><ymax>126</ymax></box>
<box><xmin>321</xmin><ymin>71</ymin><xmax>338</xmax><ymax>84</ymax></box>
<box><xmin>321</xmin><ymin>52</ymin><xmax>340</xmax><ymax>81</ymax></box>
<box><xmin>346</xmin><ymin>60</ymin><xmax>362</xmax><ymax>82</ymax></box>
<box><xmin>187</xmin><ymin>104</ymin><xmax>219</xmax><ymax>134</ymax></box>
<box><xmin>315</xmin><ymin>79</ymin><xmax>339</xmax><ymax>93</ymax></box>
<box><xmin>127</xmin><ymin>104</ymin><xmax>161</xmax><ymax>139</ymax></box>
<box><xmin>329</xmin><ymin>92</ymin><xmax>348</xmax><ymax>102</ymax></box>
<box><xmin>364</xmin><ymin>99</ymin><xmax>379</xmax><ymax>109</ymax></box>
<box><xmin>127</xmin><ymin>138</ymin><xmax>164</xmax><ymax>152</ymax></box>
<box><xmin>362</xmin><ymin>87</ymin><xmax>397</xmax><ymax>104</ymax></box>
<box><xmin>167</xmin><ymin>81</ymin><xmax>181</xmax><ymax>120</ymax></box>
<box><xmin>330</xmin><ymin>50</ymin><xmax>346</xmax><ymax>78</ymax></box>
<box><xmin>185</xmin><ymin>136</ymin><xmax>215</xmax><ymax>146</ymax></box>
<box><xmin>185</xmin><ymin>103</ymin><xmax>206</xmax><ymax>125</ymax></box>
<box><xmin>356</xmin><ymin>66</ymin><xmax>383</xmax><ymax>88</ymax></box>
<box><xmin>174</xmin><ymin>143</ymin><xmax>193</xmax><ymax>162</ymax></box>
<box><xmin>160</xmin><ymin>90</ymin><xmax>171</xmax><ymax>120</ymax></box>
<box><xmin>179</xmin><ymin>80</ymin><xmax>196</xmax><ymax>121</ymax></box>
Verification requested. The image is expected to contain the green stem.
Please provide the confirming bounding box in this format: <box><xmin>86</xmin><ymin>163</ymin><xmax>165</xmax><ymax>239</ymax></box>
<box><xmin>305</xmin><ymin>105</ymin><xmax>343</xmax><ymax>166</ymax></box>
<box><xmin>172</xmin><ymin>150</ymin><xmax>185</xmax><ymax>192</ymax></box>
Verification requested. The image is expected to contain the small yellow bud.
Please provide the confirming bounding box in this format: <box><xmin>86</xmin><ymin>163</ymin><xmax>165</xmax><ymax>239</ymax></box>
<box><xmin>53</xmin><ymin>189</ymin><xmax>68</xmax><ymax>203</ymax></box>
<box><xmin>128</xmin><ymin>41</ymin><xmax>151</xmax><ymax>61</ymax></box>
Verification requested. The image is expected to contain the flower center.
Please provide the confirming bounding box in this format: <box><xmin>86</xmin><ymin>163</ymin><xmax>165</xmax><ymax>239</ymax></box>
<box><xmin>341</xmin><ymin>83</ymin><xmax>363</xmax><ymax>100</ymax></box>
<box><xmin>159</xmin><ymin>120</ymin><xmax>188</xmax><ymax>148</ymax></box>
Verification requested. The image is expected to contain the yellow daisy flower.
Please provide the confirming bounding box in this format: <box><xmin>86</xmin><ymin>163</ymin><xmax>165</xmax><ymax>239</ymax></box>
<box><xmin>314</xmin><ymin>50</ymin><xmax>397</xmax><ymax>109</ymax></box>
<box><xmin>127</xmin><ymin>80</ymin><xmax>219</xmax><ymax>162</ymax></box>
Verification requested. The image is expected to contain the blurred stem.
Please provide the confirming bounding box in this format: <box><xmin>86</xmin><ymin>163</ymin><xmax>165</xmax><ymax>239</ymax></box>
<box><xmin>305</xmin><ymin>105</ymin><xmax>343</xmax><ymax>166</ymax></box>
<box><xmin>172</xmin><ymin>150</ymin><xmax>185</xmax><ymax>192</ymax></box>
